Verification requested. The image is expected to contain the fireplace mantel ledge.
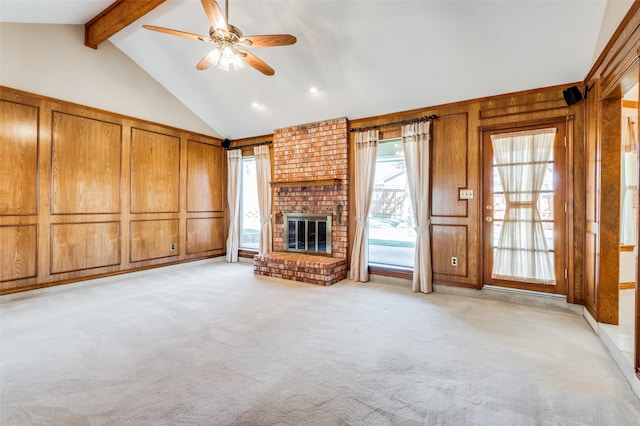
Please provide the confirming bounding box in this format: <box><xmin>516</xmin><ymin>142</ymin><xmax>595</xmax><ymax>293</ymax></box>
<box><xmin>270</xmin><ymin>178</ymin><xmax>341</xmax><ymax>188</ymax></box>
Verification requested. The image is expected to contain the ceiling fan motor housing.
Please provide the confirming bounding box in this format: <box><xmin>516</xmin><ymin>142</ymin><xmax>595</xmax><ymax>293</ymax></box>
<box><xmin>210</xmin><ymin>24</ymin><xmax>246</xmax><ymax>45</ymax></box>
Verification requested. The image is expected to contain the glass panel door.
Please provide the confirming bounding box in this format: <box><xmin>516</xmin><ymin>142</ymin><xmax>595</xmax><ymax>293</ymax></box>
<box><xmin>482</xmin><ymin>123</ymin><xmax>567</xmax><ymax>294</ymax></box>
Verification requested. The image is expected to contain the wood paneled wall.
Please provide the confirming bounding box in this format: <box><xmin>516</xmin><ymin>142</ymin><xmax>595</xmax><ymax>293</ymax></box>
<box><xmin>581</xmin><ymin>2</ymin><xmax>640</xmax><ymax>375</ymax></box>
<box><xmin>349</xmin><ymin>84</ymin><xmax>583</xmax><ymax>299</ymax></box>
<box><xmin>0</xmin><ymin>87</ymin><xmax>225</xmax><ymax>294</ymax></box>
<box><xmin>582</xmin><ymin>2</ymin><xmax>640</xmax><ymax>325</ymax></box>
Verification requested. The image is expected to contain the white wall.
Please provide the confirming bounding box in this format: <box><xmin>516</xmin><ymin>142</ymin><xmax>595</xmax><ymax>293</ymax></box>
<box><xmin>0</xmin><ymin>23</ymin><xmax>221</xmax><ymax>138</ymax></box>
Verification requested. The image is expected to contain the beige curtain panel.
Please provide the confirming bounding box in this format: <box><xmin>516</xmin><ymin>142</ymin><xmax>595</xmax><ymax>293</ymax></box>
<box><xmin>350</xmin><ymin>129</ymin><xmax>379</xmax><ymax>282</ymax></box>
<box><xmin>225</xmin><ymin>149</ymin><xmax>242</xmax><ymax>262</ymax></box>
<box><xmin>402</xmin><ymin>121</ymin><xmax>432</xmax><ymax>294</ymax></box>
<box><xmin>254</xmin><ymin>145</ymin><xmax>273</xmax><ymax>254</ymax></box>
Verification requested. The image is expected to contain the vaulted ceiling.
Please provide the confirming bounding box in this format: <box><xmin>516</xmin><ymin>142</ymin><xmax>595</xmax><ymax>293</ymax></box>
<box><xmin>0</xmin><ymin>0</ymin><xmax>632</xmax><ymax>139</ymax></box>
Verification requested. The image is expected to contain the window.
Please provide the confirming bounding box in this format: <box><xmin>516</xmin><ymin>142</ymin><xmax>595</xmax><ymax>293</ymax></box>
<box><xmin>240</xmin><ymin>156</ymin><xmax>259</xmax><ymax>250</ymax></box>
<box><xmin>368</xmin><ymin>139</ymin><xmax>415</xmax><ymax>268</ymax></box>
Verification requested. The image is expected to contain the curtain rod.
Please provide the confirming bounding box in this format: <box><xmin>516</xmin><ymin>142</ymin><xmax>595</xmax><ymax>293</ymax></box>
<box><xmin>349</xmin><ymin>115</ymin><xmax>437</xmax><ymax>133</ymax></box>
<box><xmin>225</xmin><ymin>140</ymin><xmax>272</xmax><ymax>150</ymax></box>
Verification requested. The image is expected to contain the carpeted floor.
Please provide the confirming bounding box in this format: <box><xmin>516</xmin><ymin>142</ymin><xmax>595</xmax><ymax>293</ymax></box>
<box><xmin>1</xmin><ymin>259</ymin><xmax>639</xmax><ymax>425</ymax></box>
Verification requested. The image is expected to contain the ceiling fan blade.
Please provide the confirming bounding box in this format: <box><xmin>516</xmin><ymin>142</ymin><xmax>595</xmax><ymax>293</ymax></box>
<box><xmin>201</xmin><ymin>0</ymin><xmax>227</xmax><ymax>30</ymax></box>
<box><xmin>143</xmin><ymin>25</ymin><xmax>211</xmax><ymax>42</ymax></box>
<box><xmin>242</xmin><ymin>34</ymin><xmax>297</xmax><ymax>48</ymax></box>
<box><xmin>196</xmin><ymin>54</ymin><xmax>212</xmax><ymax>70</ymax></box>
<box><xmin>239</xmin><ymin>50</ymin><xmax>275</xmax><ymax>76</ymax></box>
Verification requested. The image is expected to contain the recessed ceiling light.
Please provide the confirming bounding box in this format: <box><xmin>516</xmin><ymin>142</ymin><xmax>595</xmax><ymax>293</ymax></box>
<box><xmin>251</xmin><ymin>102</ymin><xmax>261</xmax><ymax>109</ymax></box>
<box><xmin>309</xmin><ymin>86</ymin><xmax>319</xmax><ymax>93</ymax></box>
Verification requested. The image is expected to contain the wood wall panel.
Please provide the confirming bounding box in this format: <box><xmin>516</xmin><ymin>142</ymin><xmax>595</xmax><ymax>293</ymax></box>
<box><xmin>583</xmin><ymin>79</ymin><xmax>599</xmax><ymax>311</ymax></box>
<box><xmin>0</xmin><ymin>100</ymin><xmax>39</xmax><ymax>215</ymax></box>
<box><xmin>130</xmin><ymin>128</ymin><xmax>180</xmax><ymax>213</ymax></box>
<box><xmin>187</xmin><ymin>140</ymin><xmax>224</xmax><ymax>212</ymax></box>
<box><xmin>566</xmin><ymin>114</ymin><xmax>583</xmax><ymax>304</ymax></box>
<box><xmin>585</xmin><ymin>82</ymin><xmax>599</xmax><ymax>223</ymax></box>
<box><xmin>50</xmin><ymin>222</ymin><xmax>120</xmax><ymax>274</ymax></box>
<box><xmin>479</xmin><ymin>99</ymin><xmax>567</xmax><ymax>120</ymax></box>
<box><xmin>431</xmin><ymin>113</ymin><xmax>468</xmax><ymax>217</ymax></box>
<box><xmin>1</xmin><ymin>87</ymin><xmax>225</xmax><ymax>294</ymax></box>
<box><xmin>186</xmin><ymin>217</ymin><xmax>224</xmax><ymax>254</ymax></box>
<box><xmin>585</xmin><ymin>231</ymin><xmax>598</xmax><ymax>313</ymax></box>
<box><xmin>0</xmin><ymin>225</ymin><xmax>37</xmax><ymax>282</ymax></box>
<box><xmin>431</xmin><ymin>224</ymin><xmax>467</xmax><ymax>277</ymax></box>
<box><xmin>596</xmin><ymin>97</ymin><xmax>622</xmax><ymax>324</ymax></box>
<box><xmin>51</xmin><ymin>112</ymin><xmax>121</xmax><ymax>214</ymax></box>
<box><xmin>130</xmin><ymin>219</ymin><xmax>179</xmax><ymax>262</ymax></box>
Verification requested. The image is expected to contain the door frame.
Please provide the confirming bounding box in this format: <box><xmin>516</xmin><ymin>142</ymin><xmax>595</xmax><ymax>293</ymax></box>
<box><xmin>479</xmin><ymin>116</ymin><xmax>573</xmax><ymax>297</ymax></box>
<box><xmin>635</xmin><ymin>104</ymin><xmax>640</xmax><ymax>380</ymax></box>
<box><xmin>635</xmin><ymin>70</ymin><xmax>640</xmax><ymax>380</ymax></box>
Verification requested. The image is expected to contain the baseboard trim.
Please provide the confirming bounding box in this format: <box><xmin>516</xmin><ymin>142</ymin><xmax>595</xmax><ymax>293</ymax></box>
<box><xmin>584</xmin><ymin>308</ymin><xmax>599</xmax><ymax>334</ymax></box>
<box><xmin>432</xmin><ymin>283</ymin><xmax>584</xmax><ymax>315</ymax></box>
<box><xmin>598</xmin><ymin>323</ymin><xmax>640</xmax><ymax>400</ymax></box>
<box><xmin>0</xmin><ymin>257</ymin><xmax>227</xmax><ymax>304</ymax></box>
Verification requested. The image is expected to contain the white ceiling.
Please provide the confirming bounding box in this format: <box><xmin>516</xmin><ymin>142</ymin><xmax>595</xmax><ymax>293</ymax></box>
<box><xmin>0</xmin><ymin>0</ymin><xmax>630</xmax><ymax>139</ymax></box>
<box><xmin>0</xmin><ymin>0</ymin><xmax>114</xmax><ymax>24</ymax></box>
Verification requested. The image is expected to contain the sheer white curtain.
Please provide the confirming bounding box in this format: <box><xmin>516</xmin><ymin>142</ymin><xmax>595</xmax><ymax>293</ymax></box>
<box><xmin>350</xmin><ymin>129</ymin><xmax>379</xmax><ymax>282</ymax></box>
<box><xmin>491</xmin><ymin>128</ymin><xmax>556</xmax><ymax>284</ymax></box>
<box><xmin>402</xmin><ymin>121</ymin><xmax>432</xmax><ymax>293</ymax></box>
<box><xmin>621</xmin><ymin>117</ymin><xmax>637</xmax><ymax>246</ymax></box>
<box><xmin>226</xmin><ymin>149</ymin><xmax>242</xmax><ymax>262</ymax></box>
<box><xmin>254</xmin><ymin>145</ymin><xmax>273</xmax><ymax>254</ymax></box>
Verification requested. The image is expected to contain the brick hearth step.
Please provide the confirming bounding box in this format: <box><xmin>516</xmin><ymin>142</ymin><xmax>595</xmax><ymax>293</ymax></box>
<box><xmin>253</xmin><ymin>252</ymin><xmax>348</xmax><ymax>286</ymax></box>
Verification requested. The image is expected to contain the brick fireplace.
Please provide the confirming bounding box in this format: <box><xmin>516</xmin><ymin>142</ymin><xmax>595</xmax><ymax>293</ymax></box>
<box><xmin>253</xmin><ymin>117</ymin><xmax>349</xmax><ymax>285</ymax></box>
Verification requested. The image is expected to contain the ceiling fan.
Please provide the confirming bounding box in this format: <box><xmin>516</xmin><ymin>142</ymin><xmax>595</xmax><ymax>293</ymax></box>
<box><xmin>143</xmin><ymin>0</ymin><xmax>296</xmax><ymax>76</ymax></box>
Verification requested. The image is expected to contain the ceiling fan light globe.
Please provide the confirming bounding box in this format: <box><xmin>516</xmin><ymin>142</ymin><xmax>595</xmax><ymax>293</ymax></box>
<box><xmin>207</xmin><ymin>47</ymin><xmax>222</xmax><ymax>65</ymax></box>
<box><xmin>222</xmin><ymin>45</ymin><xmax>234</xmax><ymax>60</ymax></box>
<box><xmin>232</xmin><ymin>54</ymin><xmax>245</xmax><ymax>70</ymax></box>
<box><xmin>217</xmin><ymin>45</ymin><xmax>235</xmax><ymax>71</ymax></box>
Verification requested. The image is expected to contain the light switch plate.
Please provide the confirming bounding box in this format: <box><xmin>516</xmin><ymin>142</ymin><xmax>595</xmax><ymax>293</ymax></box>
<box><xmin>459</xmin><ymin>189</ymin><xmax>474</xmax><ymax>199</ymax></box>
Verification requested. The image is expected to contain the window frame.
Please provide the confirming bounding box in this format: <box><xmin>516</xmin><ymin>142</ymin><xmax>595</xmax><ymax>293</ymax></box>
<box><xmin>367</xmin><ymin>137</ymin><xmax>416</xmax><ymax>272</ymax></box>
<box><xmin>239</xmin><ymin>155</ymin><xmax>259</xmax><ymax>251</ymax></box>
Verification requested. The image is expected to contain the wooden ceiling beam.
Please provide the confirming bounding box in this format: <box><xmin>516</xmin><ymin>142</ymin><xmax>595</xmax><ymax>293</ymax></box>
<box><xmin>85</xmin><ymin>0</ymin><xmax>166</xmax><ymax>49</ymax></box>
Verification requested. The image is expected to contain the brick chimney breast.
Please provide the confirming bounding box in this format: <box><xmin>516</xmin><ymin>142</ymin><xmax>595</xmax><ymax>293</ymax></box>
<box><xmin>272</xmin><ymin>117</ymin><xmax>349</xmax><ymax>259</ymax></box>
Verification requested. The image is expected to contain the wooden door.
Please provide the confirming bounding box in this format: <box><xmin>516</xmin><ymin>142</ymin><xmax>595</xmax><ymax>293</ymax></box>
<box><xmin>482</xmin><ymin>122</ymin><xmax>567</xmax><ymax>295</ymax></box>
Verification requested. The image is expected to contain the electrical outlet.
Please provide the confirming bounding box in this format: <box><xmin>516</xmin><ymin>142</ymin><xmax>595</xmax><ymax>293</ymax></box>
<box><xmin>459</xmin><ymin>189</ymin><xmax>474</xmax><ymax>200</ymax></box>
<box><xmin>171</xmin><ymin>243</ymin><xmax>176</xmax><ymax>251</ymax></box>
<box><xmin>451</xmin><ymin>257</ymin><xmax>458</xmax><ymax>266</ymax></box>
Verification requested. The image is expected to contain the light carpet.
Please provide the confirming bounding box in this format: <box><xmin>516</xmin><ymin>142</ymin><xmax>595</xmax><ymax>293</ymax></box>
<box><xmin>1</xmin><ymin>259</ymin><xmax>639</xmax><ymax>425</ymax></box>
